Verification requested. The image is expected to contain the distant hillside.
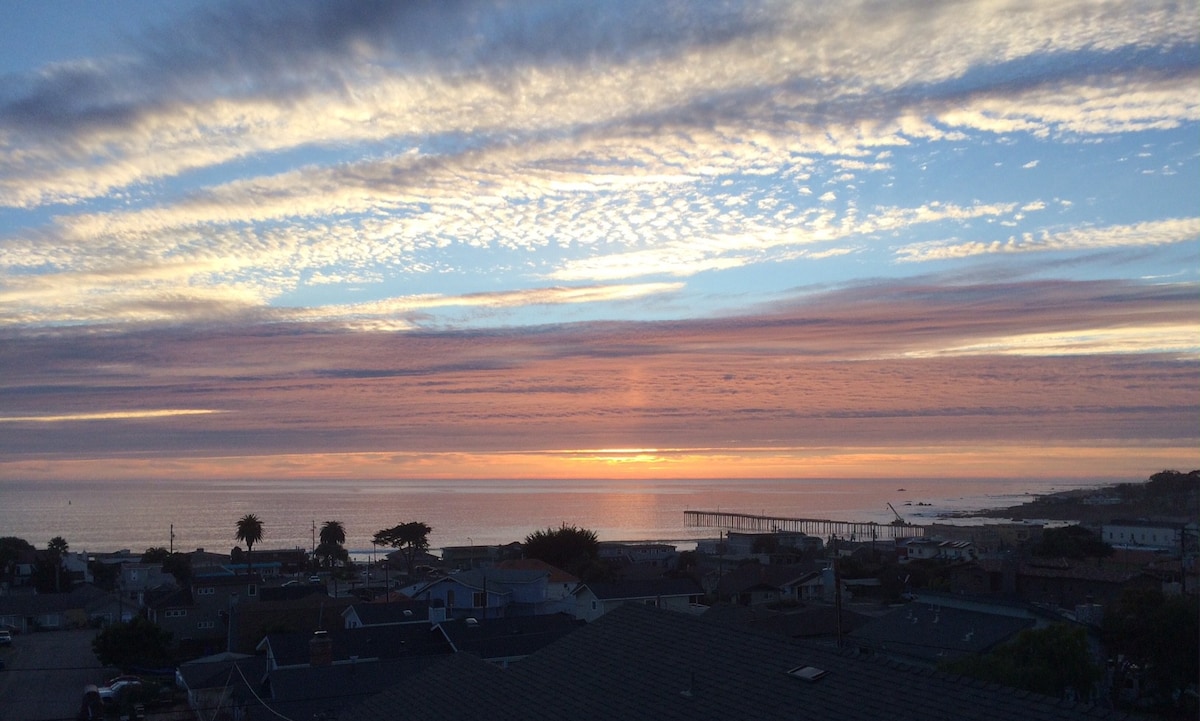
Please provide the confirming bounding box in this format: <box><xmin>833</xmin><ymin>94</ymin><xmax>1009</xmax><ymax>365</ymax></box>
<box><xmin>974</xmin><ymin>470</ymin><xmax>1199</xmax><ymax>524</ymax></box>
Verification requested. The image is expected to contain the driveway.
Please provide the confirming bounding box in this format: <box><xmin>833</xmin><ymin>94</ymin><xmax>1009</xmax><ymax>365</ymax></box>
<box><xmin>0</xmin><ymin>629</ymin><xmax>108</xmax><ymax>721</ymax></box>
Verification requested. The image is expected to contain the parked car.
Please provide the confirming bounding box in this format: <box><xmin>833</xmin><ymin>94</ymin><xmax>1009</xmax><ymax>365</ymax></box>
<box><xmin>99</xmin><ymin>678</ymin><xmax>143</xmax><ymax>707</ymax></box>
<box><xmin>0</xmin><ymin>630</ymin><xmax>12</xmax><ymax>647</ymax></box>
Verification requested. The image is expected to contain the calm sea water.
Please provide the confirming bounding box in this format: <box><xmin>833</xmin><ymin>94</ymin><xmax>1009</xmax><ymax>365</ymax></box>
<box><xmin>0</xmin><ymin>477</ymin><xmax>1100</xmax><ymax>557</ymax></box>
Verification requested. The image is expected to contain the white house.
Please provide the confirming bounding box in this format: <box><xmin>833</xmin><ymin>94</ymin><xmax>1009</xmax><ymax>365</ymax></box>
<box><xmin>1102</xmin><ymin>520</ymin><xmax>1181</xmax><ymax>553</ymax></box>
<box><xmin>573</xmin><ymin>578</ymin><xmax>704</xmax><ymax>622</ymax></box>
<box><xmin>412</xmin><ymin>568</ymin><xmax>553</xmax><ymax>619</ymax></box>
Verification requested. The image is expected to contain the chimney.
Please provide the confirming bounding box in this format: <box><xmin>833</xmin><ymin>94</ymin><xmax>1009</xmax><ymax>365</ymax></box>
<box><xmin>429</xmin><ymin>600</ymin><xmax>446</xmax><ymax>626</ymax></box>
<box><xmin>309</xmin><ymin>630</ymin><xmax>333</xmax><ymax>666</ymax></box>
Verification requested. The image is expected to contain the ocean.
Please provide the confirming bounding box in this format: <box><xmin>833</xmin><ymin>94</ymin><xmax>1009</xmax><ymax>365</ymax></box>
<box><xmin>0</xmin><ymin>476</ymin><xmax>1100</xmax><ymax>558</ymax></box>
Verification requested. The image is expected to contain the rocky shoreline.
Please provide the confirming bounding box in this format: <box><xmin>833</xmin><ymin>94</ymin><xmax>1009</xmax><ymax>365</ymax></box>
<box><xmin>949</xmin><ymin>470</ymin><xmax>1199</xmax><ymax>525</ymax></box>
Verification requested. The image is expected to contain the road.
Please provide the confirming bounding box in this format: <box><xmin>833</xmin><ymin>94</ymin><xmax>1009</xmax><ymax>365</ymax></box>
<box><xmin>0</xmin><ymin>629</ymin><xmax>107</xmax><ymax>721</ymax></box>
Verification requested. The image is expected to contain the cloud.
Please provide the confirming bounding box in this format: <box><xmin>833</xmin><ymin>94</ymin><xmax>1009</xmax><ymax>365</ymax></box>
<box><xmin>0</xmin><ymin>277</ymin><xmax>1194</xmax><ymax>471</ymax></box>
<box><xmin>894</xmin><ymin>217</ymin><xmax>1200</xmax><ymax>262</ymax></box>
<box><xmin>0</xmin><ymin>409</ymin><xmax>223</xmax><ymax>423</ymax></box>
<box><xmin>1022</xmin><ymin>160</ymin><xmax>1039</xmax><ymax>169</ymax></box>
<box><xmin>0</xmin><ymin>0</ymin><xmax>1194</xmax><ymax>208</ymax></box>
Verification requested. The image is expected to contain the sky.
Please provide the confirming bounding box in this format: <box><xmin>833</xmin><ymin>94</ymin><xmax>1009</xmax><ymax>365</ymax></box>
<box><xmin>0</xmin><ymin>0</ymin><xmax>1197</xmax><ymax>484</ymax></box>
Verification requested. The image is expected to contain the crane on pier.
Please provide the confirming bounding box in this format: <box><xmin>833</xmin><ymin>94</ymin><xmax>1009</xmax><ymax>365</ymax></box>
<box><xmin>887</xmin><ymin>502</ymin><xmax>906</xmax><ymax>526</ymax></box>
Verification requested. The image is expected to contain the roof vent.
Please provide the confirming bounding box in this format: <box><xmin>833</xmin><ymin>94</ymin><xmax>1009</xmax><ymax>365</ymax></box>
<box><xmin>403</xmin><ymin>609</ymin><xmax>413</xmax><ymax>617</ymax></box>
<box><xmin>786</xmin><ymin>665</ymin><xmax>828</xmax><ymax>682</ymax></box>
<box><xmin>465</xmin><ymin>617</ymin><xmax>479</xmax><ymax>626</ymax></box>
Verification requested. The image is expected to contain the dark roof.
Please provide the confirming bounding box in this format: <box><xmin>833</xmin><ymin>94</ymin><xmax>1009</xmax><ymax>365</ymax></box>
<box><xmin>256</xmin><ymin>584</ymin><xmax>328</xmax><ymax>603</ymax></box>
<box><xmin>344</xmin><ymin>602</ymin><xmax>1140</xmax><ymax>721</ymax></box>
<box><xmin>575</xmin><ymin>577</ymin><xmax>703</xmax><ymax>601</ymax></box>
<box><xmin>714</xmin><ymin>562</ymin><xmax>820</xmax><ymax>596</ymax></box>
<box><xmin>249</xmin><ymin>655</ymin><xmax>448</xmax><ymax>721</ymax></box>
<box><xmin>443</xmin><ymin>567</ymin><xmax>548</xmax><ymax>590</ymax></box>
<box><xmin>263</xmin><ymin>623</ymin><xmax>451</xmax><ymax>667</ymax></box>
<box><xmin>346</xmin><ymin>600</ymin><xmax>430</xmax><ymax>625</ymax></box>
<box><xmin>850</xmin><ymin>603</ymin><xmax>1035</xmax><ymax>664</ymax></box>
<box><xmin>0</xmin><ymin>583</ymin><xmax>115</xmax><ymax>615</ymax></box>
<box><xmin>231</xmin><ymin>595</ymin><xmax>354</xmax><ymax>653</ymax></box>
<box><xmin>497</xmin><ymin>558</ymin><xmax>579</xmax><ymax>585</ymax></box>
<box><xmin>176</xmin><ymin>654</ymin><xmax>267</xmax><ymax>692</ymax></box>
<box><xmin>435</xmin><ymin>613</ymin><xmax>581</xmax><ymax>660</ymax></box>
<box><xmin>704</xmin><ymin>603</ymin><xmax>873</xmax><ymax>639</ymax></box>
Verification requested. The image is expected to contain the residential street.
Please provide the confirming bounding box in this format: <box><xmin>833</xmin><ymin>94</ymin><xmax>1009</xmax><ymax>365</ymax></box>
<box><xmin>0</xmin><ymin>629</ymin><xmax>106</xmax><ymax>721</ymax></box>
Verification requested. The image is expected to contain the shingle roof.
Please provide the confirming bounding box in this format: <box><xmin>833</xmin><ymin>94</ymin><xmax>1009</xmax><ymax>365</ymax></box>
<box><xmin>342</xmin><ymin>602</ymin><xmax>1143</xmax><ymax>721</ymax></box>
<box><xmin>714</xmin><ymin>561</ymin><xmax>820</xmax><ymax>596</ymax></box>
<box><xmin>850</xmin><ymin>603</ymin><xmax>1035</xmax><ymax>664</ymax></box>
<box><xmin>497</xmin><ymin>558</ymin><xmax>580</xmax><ymax>585</ymax></box>
<box><xmin>0</xmin><ymin>583</ymin><xmax>115</xmax><ymax>615</ymax></box>
<box><xmin>576</xmin><ymin>577</ymin><xmax>703</xmax><ymax>601</ymax></box>
<box><xmin>346</xmin><ymin>600</ymin><xmax>430</xmax><ymax>625</ymax></box>
<box><xmin>263</xmin><ymin>623</ymin><xmax>450</xmax><ymax>667</ymax></box>
<box><xmin>435</xmin><ymin>613</ymin><xmax>581</xmax><ymax>659</ymax></box>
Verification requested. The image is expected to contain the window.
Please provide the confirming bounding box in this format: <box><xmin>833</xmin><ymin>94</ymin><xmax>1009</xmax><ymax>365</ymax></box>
<box><xmin>473</xmin><ymin>591</ymin><xmax>486</xmax><ymax>608</ymax></box>
<box><xmin>166</xmin><ymin>609</ymin><xmax>187</xmax><ymax>618</ymax></box>
<box><xmin>197</xmin><ymin>621</ymin><xmax>215</xmax><ymax>630</ymax></box>
<box><xmin>196</xmin><ymin>587</ymin><xmax>215</xmax><ymax>596</ymax></box>
<box><xmin>248</xmin><ymin>584</ymin><xmax>257</xmax><ymax>597</ymax></box>
<box><xmin>447</xmin><ymin>590</ymin><xmax>455</xmax><ymax>608</ymax></box>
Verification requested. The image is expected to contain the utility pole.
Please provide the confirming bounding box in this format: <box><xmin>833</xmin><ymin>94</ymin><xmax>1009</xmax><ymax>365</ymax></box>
<box><xmin>169</xmin><ymin>524</ymin><xmax>174</xmax><ymax>555</ymax></box>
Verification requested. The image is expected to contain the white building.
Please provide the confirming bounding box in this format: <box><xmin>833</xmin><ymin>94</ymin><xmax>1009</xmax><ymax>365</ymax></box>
<box><xmin>1102</xmin><ymin>520</ymin><xmax>1181</xmax><ymax>553</ymax></box>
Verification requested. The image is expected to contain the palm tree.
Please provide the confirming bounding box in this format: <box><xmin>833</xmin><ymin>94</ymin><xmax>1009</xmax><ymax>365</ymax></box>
<box><xmin>235</xmin><ymin>514</ymin><xmax>264</xmax><ymax>576</ymax></box>
<box><xmin>318</xmin><ymin>521</ymin><xmax>346</xmax><ymax>569</ymax></box>
<box><xmin>47</xmin><ymin>536</ymin><xmax>69</xmax><ymax>592</ymax></box>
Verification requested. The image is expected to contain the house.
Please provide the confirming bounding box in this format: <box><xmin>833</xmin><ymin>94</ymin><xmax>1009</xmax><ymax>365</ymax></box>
<box><xmin>175</xmin><ymin>652</ymin><xmax>265</xmax><ymax>721</ymax></box>
<box><xmin>924</xmin><ymin>523</ymin><xmax>1043</xmax><ymax>555</ymax></box>
<box><xmin>433</xmin><ymin>613</ymin><xmax>581</xmax><ymax>665</ymax></box>
<box><xmin>174</xmin><ymin>647</ymin><xmax>447</xmax><ymax>721</ymax></box>
<box><xmin>849</xmin><ymin>603</ymin><xmax>1036</xmax><ymax>666</ymax></box>
<box><xmin>1102</xmin><ymin>520</ymin><xmax>1183</xmax><ymax>554</ymax></box>
<box><xmin>0</xmin><ymin>584</ymin><xmax>119</xmax><ymax>632</ymax></box>
<box><xmin>147</xmin><ymin>574</ymin><xmax>264</xmax><ymax>656</ymax></box>
<box><xmin>413</xmin><ymin>568</ymin><xmax>558</xmax><ymax>619</ymax></box>
<box><xmin>497</xmin><ymin>558</ymin><xmax>579</xmax><ymax>600</ymax></box>
<box><xmin>440</xmin><ymin>542</ymin><xmax>521</xmax><ymax>571</ymax></box>
<box><xmin>117</xmin><ymin>563</ymin><xmax>176</xmax><ymax>610</ymax></box>
<box><xmin>343</xmin><ymin>600</ymin><xmax>431</xmax><ymax>628</ymax></box>
<box><xmin>257</xmin><ymin>623</ymin><xmax>451</xmax><ymax>670</ymax></box>
<box><xmin>703</xmin><ymin>603</ymin><xmax>873</xmax><ymax>641</ymax></box>
<box><xmin>242</xmin><ymin>547</ymin><xmax>309</xmax><ymax>574</ymax></box>
<box><xmin>900</xmin><ymin>538</ymin><xmax>976</xmax><ymax>563</ymax></box>
<box><xmin>573</xmin><ymin>578</ymin><xmax>704</xmax><ymax>622</ymax></box>
<box><xmin>711</xmin><ymin>562</ymin><xmax>823</xmax><ymax>605</ymax></box>
<box><xmin>598</xmin><ymin>541</ymin><xmax>680</xmax><ymax>572</ymax></box>
<box><xmin>343</xmin><ymin>602</ymin><xmax>1141</xmax><ymax>721</ymax></box>
<box><xmin>228</xmin><ymin>594</ymin><xmax>354</xmax><ymax>654</ymax></box>
<box><xmin>952</xmin><ymin>558</ymin><xmax>1159</xmax><ymax>609</ymax></box>
<box><xmin>1015</xmin><ymin>559</ymin><xmax>1158</xmax><ymax>609</ymax></box>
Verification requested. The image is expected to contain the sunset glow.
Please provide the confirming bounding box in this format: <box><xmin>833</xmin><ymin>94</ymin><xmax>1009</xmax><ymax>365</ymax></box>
<box><xmin>0</xmin><ymin>1</ymin><xmax>1196</xmax><ymax>485</ymax></box>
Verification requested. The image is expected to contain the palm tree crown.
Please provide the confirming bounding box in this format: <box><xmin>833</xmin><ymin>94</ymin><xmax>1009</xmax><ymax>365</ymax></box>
<box><xmin>319</xmin><ymin>520</ymin><xmax>346</xmax><ymax>547</ymax></box>
<box><xmin>235</xmin><ymin>514</ymin><xmax>264</xmax><ymax>576</ymax></box>
<box><xmin>235</xmin><ymin>514</ymin><xmax>264</xmax><ymax>551</ymax></box>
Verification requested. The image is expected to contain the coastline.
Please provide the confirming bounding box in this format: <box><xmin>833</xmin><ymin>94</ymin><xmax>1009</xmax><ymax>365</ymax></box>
<box><xmin>947</xmin><ymin>471</ymin><xmax>1199</xmax><ymax>525</ymax></box>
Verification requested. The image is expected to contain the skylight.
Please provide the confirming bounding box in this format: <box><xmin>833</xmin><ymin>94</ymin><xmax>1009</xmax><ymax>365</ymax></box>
<box><xmin>786</xmin><ymin>665</ymin><xmax>828</xmax><ymax>682</ymax></box>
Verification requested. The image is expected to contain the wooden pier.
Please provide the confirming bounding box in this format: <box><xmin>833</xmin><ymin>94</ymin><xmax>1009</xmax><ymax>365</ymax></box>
<box><xmin>684</xmin><ymin>510</ymin><xmax>924</xmax><ymax>540</ymax></box>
